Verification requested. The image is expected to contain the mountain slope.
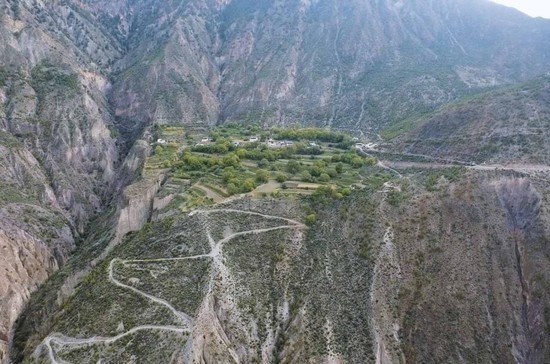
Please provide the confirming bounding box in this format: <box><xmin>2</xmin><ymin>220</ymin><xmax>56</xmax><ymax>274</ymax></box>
<box><xmin>391</xmin><ymin>76</ymin><xmax>550</xmax><ymax>164</ymax></box>
<box><xmin>75</xmin><ymin>0</ymin><xmax>550</xmax><ymax>136</ymax></box>
<box><xmin>13</xmin><ymin>172</ymin><xmax>550</xmax><ymax>363</ymax></box>
<box><xmin>0</xmin><ymin>1</ymin><xmax>124</xmax><ymax>358</ymax></box>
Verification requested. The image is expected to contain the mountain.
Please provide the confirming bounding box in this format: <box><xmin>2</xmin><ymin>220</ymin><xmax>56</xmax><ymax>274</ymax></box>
<box><xmin>1</xmin><ymin>0</ymin><xmax>550</xmax><ymax>363</ymax></box>
<box><xmin>0</xmin><ymin>1</ymin><xmax>121</xmax><ymax>359</ymax></box>
<box><xmin>83</xmin><ymin>0</ymin><xmax>550</xmax><ymax>135</ymax></box>
<box><xmin>12</xmin><ymin>173</ymin><xmax>550</xmax><ymax>363</ymax></box>
<box><xmin>390</xmin><ymin>76</ymin><xmax>550</xmax><ymax>164</ymax></box>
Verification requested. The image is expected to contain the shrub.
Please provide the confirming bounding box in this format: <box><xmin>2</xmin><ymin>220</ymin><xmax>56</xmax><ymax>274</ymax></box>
<box><xmin>258</xmin><ymin>158</ymin><xmax>269</xmax><ymax>168</ymax></box>
<box><xmin>227</xmin><ymin>183</ymin><xmax>238</xmax><ymax>195</ymax></box>
<box><xmin>365</xmin><ymin>157</ymin><xmax>377</xmax><ymax>166</ymax></box>
<box><xmin>286</xmin><ymin>160</ymin><xmax>301</xmax><ymax>174</ymax></box>
<box><xmin>305</xmin><ymin>213</ymin><xmax>317</xmax><ymax>226</ymax></box>
<box><xmin>310</xmin><ymin>164</ymin><xmax>326</xmax><ymax>177</ymax></box>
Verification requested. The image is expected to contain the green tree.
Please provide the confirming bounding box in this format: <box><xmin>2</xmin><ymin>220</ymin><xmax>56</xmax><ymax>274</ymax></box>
<box><xmin>241</xmin><ymin>178</ymin><xmax>256</xmax><ymax>192</ymax></box>
<box><xmin>222</xmin><ymin>153</ymin><xmax>240</xmax><ymax>168</ymax></box>
<box><xmin>286</xmin><ymin>160</ymin><xmax>301</xmax><ymax>174</ymax></box>
<box><xmin>256</xmin><ymin>169</ymin><xmax>269</xmax><ymax>183</ymax></box>
<box><xmin>227</xmin><ymin>183</ymin><xmax>238</xmax><ymax>195</ymax></box>
<box><xmin>351</xmin><ymin>157</ymin><xmax>364</xmax><ymax>168</ymax></box>
<box><xmin>275</xmin><ymin>173</ymin><xmax>288</xmax><ymax>183</ymax></box>
<box><xmin>335</xmin><ymin>162</ymin><xmax>344</xmax><ymax>174</ymax></box>
<box><xmin>319</xmin><ymin>173</ymin><xmax>331</xmax><ymax>182</ymax></box>
<box><xmin>300</xmin><ymin>171</ymin><xmax>313</xmax><ymax>182</ymax></box>
<box><xmin>236</xmin><ymin>148</ymin><xmax>247</xmax><ymax>158</ymax></box>
<box><xmin>184</xmin><ymin>155</ymin><xmax>203</xmax><ymax>170</ymax></box>
<box><xmin>222</xmin><ymin>167</ymin><xmax>237</xmax><ymax>182</ymax></box>
<box><xmin>310</xmin><ymin>165</ymin><xmax>325</xmax><ymax>177</ymax></box>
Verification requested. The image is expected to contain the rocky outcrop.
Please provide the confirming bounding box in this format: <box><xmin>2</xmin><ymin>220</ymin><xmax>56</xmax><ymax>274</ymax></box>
<box><xmin>115</xmin><ymin>172</ymin><xmax>166</xmax><ymax>242</ymax></box>
<box><xmin>9</xmin><ymin>146</ymin><xmax>167</xmax><ymax>363</ymax></box>
<box><xmin>0</xmin><ymin>141</ymin><xmax>75</xmax><ymax>363</ymax></box>
<box><xmin>0</xmin><ymin>226</ymin><xmax>66</xmax><ymax>362</ymax></box>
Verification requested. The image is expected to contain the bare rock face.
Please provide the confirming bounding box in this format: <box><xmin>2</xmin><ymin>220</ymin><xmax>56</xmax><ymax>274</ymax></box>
<box><xmin>0</xmin><ymin>2</ymin><xmax>120</xmax><ymax>360</ymax></box>
<box><xmin>1</xmin><ymin>1</ymin><xmax>120</xmax><ymax>229</ymax></box>
<box><xmin>0</xmin><ymin>146</ymin><xmax>75</xmax><ymax>364</ymax></box>
<box><xmin>0</xmin><ymin>226</ymin><xmax>66</xmax><ymax>362</ymax></box>
<box><xmin>51</xmin><ymin>0</ymin><xmax>550</xmax><ymax>138</ymax></box>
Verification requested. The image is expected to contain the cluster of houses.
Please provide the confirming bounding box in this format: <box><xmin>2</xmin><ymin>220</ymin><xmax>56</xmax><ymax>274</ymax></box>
<box><xmin>266</xmin><ymin>138</ymin><xmax>295</xmax><ymax>149</ymax></box>
<box><xmin>194</xmin><ymin>135</ymin><xmax>300</xmax><ymax>149</ymax></box>
<box><xmin>353</xmin><ymin>142</ymin><xmax>378</xmax><ymax>150</ymax></box>
<box><xmin>157</xmin><ymin>133</ymin><xmax>374</xmax><ymax>152</ymax></box>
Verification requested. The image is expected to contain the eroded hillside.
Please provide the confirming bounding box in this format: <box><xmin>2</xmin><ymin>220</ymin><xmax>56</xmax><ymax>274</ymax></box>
<box><xmin>391</xmin><ymin>77</ymin><xmax>550</xmax><ymax>165</ymax></box>
<box><xmin>12</xmin><ymin>164</ymin><xmax>550</xmax><ymax>363</ymax></box>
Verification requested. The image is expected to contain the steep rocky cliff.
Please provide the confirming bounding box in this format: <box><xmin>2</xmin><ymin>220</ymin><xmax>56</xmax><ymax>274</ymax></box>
<box><xmin>0</xmin><ymin>1</ymin><xmax>120</xmax><ymax>359</ymax></box>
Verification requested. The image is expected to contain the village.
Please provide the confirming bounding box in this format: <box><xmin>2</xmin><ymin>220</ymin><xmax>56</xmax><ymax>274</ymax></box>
<box><xmin>155</xmin><ymin>133</ymin><xmax>377</xmax><ymax>153</ymax></box>
<box><xmin>145</xmin><ymin>124</ymin><xmax>388</xmax><ymax>211</ymax></box>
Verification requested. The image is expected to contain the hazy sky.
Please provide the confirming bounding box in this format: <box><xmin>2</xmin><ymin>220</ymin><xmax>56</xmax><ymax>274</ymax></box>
<box><xmin>490</xmin><ymin>0</ymin><xmax>550</xmax><ymax>18</ymax></box>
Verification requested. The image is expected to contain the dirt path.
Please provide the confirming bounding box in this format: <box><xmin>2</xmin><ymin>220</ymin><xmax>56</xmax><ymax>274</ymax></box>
<box><xmin>380</xmin><ymin>160</ymin><xmax>550</xmax><ymax>182</ymax></box>
<box><xmin>377</xmin><ymin>160</ymin><xmax>403</xmax><ymax>178</ymax></box>
<box><xmin>109</xmin><ymin>258</ymin><xmax>194</xmax><ymax>327</ymax></box>
<box><xmin>40</xmin><ymin>208</ymin><xmax>305</xmax><ymax>363</ymax></box>
<box><xmin>44</xmin><ymin>326</ymin><xmax>187</xmax><ymax>364</ymax></box>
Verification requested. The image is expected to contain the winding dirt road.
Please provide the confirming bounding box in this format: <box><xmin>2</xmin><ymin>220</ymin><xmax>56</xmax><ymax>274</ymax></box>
<box><xmin>39</xmin><ymin>208</ymin><xmax>305</xmax><ymax>364</ymax></box>
<box><xmin>361</xmin><ymin>147</ymin><xmax>550</xmax><ymax>180</ymax></box>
